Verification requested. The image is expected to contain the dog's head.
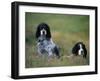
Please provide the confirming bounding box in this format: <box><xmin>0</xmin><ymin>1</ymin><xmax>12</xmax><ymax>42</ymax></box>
<box><xmin>36</xmin><ymin>23</ymin><xmax>51</xmax><ymax>39</ymax></box>
<box><xmin>72</xmin><ymin>42</ymin><xmax>87</xmax><ymax>55</ymax></box>
<box><xmin>77</xmin><ymin>42</ymin><xmax>85</xmax><ymax>55</ymax></box>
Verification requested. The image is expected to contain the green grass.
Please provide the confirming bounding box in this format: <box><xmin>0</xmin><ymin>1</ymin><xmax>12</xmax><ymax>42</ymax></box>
<box><xmin>25</xmin><ymin>12</ymin><xmax>89</xmax><ymax>68</ymax></box>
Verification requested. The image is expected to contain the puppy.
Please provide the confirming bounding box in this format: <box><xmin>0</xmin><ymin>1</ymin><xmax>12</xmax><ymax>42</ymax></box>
<box><xmin>72</xmin><ymin>42</ymin><xmax>87</xmax><ymax>58</ymax></box>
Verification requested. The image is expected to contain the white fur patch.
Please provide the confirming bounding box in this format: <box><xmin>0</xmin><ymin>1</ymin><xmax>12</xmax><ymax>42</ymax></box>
<box><xmin>40</xmin><ymin>29</ymin><xmax>47</xmax><ymax>35</ymax></box>
<box><xmin>78</xmin><ymin>44</ymin><xmax>84</xmax><ymax>55</ymax></box>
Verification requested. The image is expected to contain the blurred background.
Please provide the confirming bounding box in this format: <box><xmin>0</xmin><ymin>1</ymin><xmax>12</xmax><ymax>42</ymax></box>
<box><xmin>25</xmin><ymin>12</ymin><xmax>89</xmax><ymax>68</ymax></box>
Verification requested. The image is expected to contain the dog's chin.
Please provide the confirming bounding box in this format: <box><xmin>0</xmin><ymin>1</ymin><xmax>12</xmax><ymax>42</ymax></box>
<box><xmin>38</xmin><ymin>35</ymin><xmax>46</xmax><ymax>42</ymax></box>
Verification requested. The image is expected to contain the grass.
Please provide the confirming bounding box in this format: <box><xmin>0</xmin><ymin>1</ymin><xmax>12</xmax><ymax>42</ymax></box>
<box><xmin>25</xmin><ymin>12</ymin><xmax>89</xmax><ymax>68</ymax></box>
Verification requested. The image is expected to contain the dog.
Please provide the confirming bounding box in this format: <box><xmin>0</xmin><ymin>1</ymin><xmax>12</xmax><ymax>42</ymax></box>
<box><xmin>36</xmin><ymin>23</ymin><xmax>60</xmax><ymax>58</ymax></box>
<box><xmin>72</xmin><ymin>42</ymin><xmax>87</xmax><ymax>58</ymax></box>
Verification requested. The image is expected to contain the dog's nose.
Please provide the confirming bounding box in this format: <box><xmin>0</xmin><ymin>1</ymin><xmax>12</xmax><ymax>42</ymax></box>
<box><xmin>81</xmin><ymin>50</ymin><xmax>84</xmax><ymax>54</ymax></box>
<box><xmin>43</xmin><ymin>31</ymin><xmax>45</xmax><ymax>35</ymax></box>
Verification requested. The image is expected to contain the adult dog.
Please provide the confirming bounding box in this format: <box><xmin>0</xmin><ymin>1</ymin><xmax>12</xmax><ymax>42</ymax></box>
<box><xmin>36</xmin><ymin>23</ymin><xmax>60</xmax><ymax>58</ymax></box>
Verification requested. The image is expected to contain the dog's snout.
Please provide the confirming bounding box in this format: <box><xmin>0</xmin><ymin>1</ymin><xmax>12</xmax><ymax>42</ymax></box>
<box><xmin>43</xmin><ymin>31</ymin><xmax>45</xmax><ymax>35</ymax></box>
<box><xmin>81</xmin><ymin>50</ymin><xmax>84</xmax><ymax>54</ymax></box>
<box><xmin>41</xmin><ymin>29</ymin><xmax>46</xmax><ymax>35</ymax></box>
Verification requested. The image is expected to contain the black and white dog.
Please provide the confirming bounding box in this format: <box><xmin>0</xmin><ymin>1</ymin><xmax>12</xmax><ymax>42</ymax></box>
<box><xmin>72</xmin><ymin>42</ymin><xmax>87</xmax><ymax>58</ymax></box>
<box><xmin>36</xmin><ymin>23</ymin><xmax>60</xmax><ymax>58</ymax></box>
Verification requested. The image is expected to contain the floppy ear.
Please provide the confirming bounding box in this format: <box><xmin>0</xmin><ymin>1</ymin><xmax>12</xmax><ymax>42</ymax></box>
<box><xmin>83</xmin><ymin>44</ymin><xmax>87</xmax><ymax>54</ymax></box>
<box><xmin>72</xmin><ymin>43</ymin><xmax>77</xmax><ymax>54</ymax></box>
<box><xmin>45</xmin><ymin>24</ymin><xmax>51</xmax><ymax>39</ymax></box>
<box><xmin>36</xmin><ymin>26</ymin><xmax>40</xmax><ymax>38</ymax></box>
<box><xmin>82</xmin><ymin>44</ymin><xmax>87</xmax><ymax>58</ymax></box>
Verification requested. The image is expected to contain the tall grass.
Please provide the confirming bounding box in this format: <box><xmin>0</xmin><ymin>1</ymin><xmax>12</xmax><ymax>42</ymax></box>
<box><xmin>25</xmin><ymin>12</ymin><xmax>89</xmax><ymax>68</ymax></box>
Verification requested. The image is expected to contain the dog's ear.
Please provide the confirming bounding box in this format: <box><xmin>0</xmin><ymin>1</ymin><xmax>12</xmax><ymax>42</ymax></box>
<box><xmin>82</xmin><ymin>43</ymin><xmax>86</xmax><ymax>48</ymax></box>
<box><xmin>72</xmin><ymin>43</ymin><xmax>79</xmax><ymax>54</ymax></box>
<box><xmin>83</xmin><ymin>44</ymin><xmax>87</xmax><ymax>58</ymax></box>
<box><xmin>45</xmin><ymin>24</ymin><xmax>51</xmax><ymax>39</ymax></box>
<box><xmin>83</xmin><ymin>44</ymin><xmax>87</xmax><ymax>52</ymax></box>
<box><xmin>36</xmin><ymin>25</ymin><xmax>40</xmax><ymax>38</ymax></box>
